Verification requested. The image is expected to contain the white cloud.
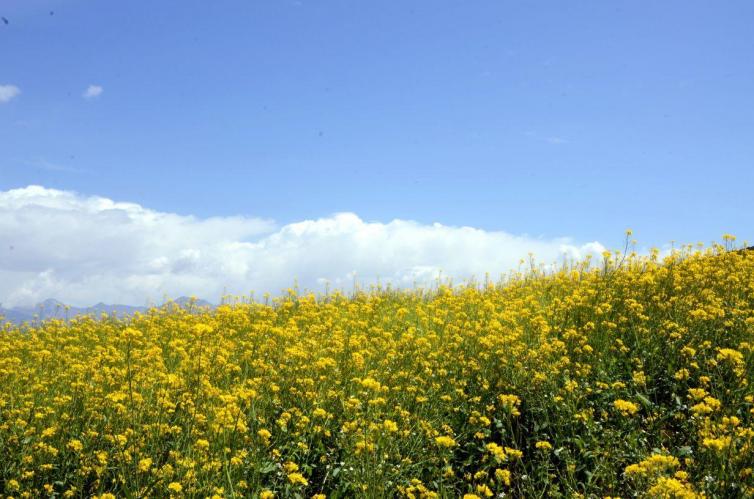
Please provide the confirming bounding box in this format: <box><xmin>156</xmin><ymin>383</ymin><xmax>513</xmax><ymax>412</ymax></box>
<box><xmin>546</xmin><ymin>137</ymin><xmax>568</xmax><ymax>145</ymax></box>
<box><xmin>0</xmin><ymin>186</ymin><xmax>605</xmax><ymax>307</ymax></box>
<box><xmin>0</xmin><ymin>84</ymin><xmax>20</xmax><ymax>103</ymax></box>
<box><xmin>83</xmin><ymin>85</ymin><xmax>103</xmax><ymax>99</ymax></box>
<box><xmin>525</xmin><ymin>131</ymin><xmax>570</xmax><ymax>145</ymax></box>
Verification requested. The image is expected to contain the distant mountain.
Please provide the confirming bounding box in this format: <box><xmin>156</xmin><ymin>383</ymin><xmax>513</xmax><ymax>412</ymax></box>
<box><xmin>170</xmin><ymin>296</ymin><xmax>214</xmax><ymax>308</ymax></box>
<box><xmin>0</xmin><ymin>307</ymin><xmax>34</xmax><ymax>325</ymax></box>
<box><xmin>0</xmin><ymin>296</ymin><xmax>214</xmax><ymax>326</ymax></box>
<box><xmin>84</xmin><ymin>302</ymin><xmax>149</xmax><ymax>316</ymax></box>
<box><xmin>10</xmin><ymin>299</ymin><xmax>76</xmax><ymax>320</ymax></box>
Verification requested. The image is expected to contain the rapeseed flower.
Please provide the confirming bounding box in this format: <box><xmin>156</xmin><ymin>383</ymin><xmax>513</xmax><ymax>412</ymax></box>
<box><xmin>435</xmin><ymin>435</ymin><xmax>456</xmax><ymax>448</ymax></box>
<box><xmin>0</xmin><ymin>240</ymin><xmax>752</xmax><ymax>497</ymax></box>
<box><xmin>613</xmin><ymin>399</ymin><xmax>640</xmax><ymax>416</ymax></box>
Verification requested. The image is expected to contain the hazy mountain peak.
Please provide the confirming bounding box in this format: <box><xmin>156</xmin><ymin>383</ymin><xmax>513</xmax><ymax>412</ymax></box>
<box><xmin>1</xmin><ymin>296</ymin><xmax>214</xmax><ymax>325</ymax></box>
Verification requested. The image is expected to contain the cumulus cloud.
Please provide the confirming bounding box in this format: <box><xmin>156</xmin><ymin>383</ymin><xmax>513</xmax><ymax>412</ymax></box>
<box><xmin>0</xmin><ymin>84</ymin><xmax>20</xmax><ymax>103</ymax></box>
<box><xmin>0</xmin><ymin>186</ymin><xmax>605</xmax><ymax>307</ymax></box>
<box><xmin>83</xmin><ymin>85</ymin><xmax>103</xmax><ymax>99</ymax></box>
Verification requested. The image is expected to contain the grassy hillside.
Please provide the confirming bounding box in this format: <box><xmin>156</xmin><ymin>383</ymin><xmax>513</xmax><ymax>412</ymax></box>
<box><xmin>1</xmin><ymin>243</ymin><xmax>753</xmax><ymax>498</ymax></box>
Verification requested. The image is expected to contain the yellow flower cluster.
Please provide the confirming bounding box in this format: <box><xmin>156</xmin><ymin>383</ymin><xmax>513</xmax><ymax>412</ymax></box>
<box><xmin>613</xmin><ymin>399</ymin><xmax>640</xmax><ymax>416</ymax></box>
<box><xmin>0</xmin><ymin>241</ymin><xmax>753</xmax><ymax>497</ymax></box>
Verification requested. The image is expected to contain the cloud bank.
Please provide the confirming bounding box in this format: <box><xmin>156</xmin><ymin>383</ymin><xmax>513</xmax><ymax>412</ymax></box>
<box><xmin>0</xmin><ymin>84</ymin><xmax>20</xmax><ymax>103</ymax></box>
<box><xmin>0</xmin><ymin>186</ymin><xmax>605</xmax><ymax>307</ymax></box>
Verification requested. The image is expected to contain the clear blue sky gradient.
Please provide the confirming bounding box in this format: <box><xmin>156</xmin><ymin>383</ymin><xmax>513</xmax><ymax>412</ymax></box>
<box><xmin>2</xmin><ymin>0</ymin><xmax>753</xmax><ymax>249</ymax></box>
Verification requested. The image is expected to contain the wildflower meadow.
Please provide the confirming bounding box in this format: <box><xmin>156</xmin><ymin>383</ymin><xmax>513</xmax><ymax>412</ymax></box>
<box><xmin>1</xmin><ymin>241</ymin><xmax>753</xmax><ymax>498</ymax></box>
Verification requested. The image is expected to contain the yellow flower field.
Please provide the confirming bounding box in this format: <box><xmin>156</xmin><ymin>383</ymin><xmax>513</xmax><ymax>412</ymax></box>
<box><xmin>1</xmin><ymin>242</ymin><xmax>753</xmax><ymax>498</ymax></box>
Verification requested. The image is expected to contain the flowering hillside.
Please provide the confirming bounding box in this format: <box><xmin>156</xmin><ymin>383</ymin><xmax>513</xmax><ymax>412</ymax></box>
<box><xmin>1</xmin><ymin>243</ymin><xmax>753</xmax><ymax>498</ymax></box>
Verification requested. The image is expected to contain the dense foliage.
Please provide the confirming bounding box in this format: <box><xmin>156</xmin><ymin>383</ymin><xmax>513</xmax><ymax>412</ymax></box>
<box><xmin>1</xmin><ymin>242</ymin><xmax>753</xmax><ymax>498</ymax></box>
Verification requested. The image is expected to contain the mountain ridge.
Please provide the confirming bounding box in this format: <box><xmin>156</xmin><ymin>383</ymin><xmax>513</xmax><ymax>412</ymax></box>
<box><xmin>0</xmin><ymin>297</ymin><xmax>214</xmax><ymax>325</ymax></box>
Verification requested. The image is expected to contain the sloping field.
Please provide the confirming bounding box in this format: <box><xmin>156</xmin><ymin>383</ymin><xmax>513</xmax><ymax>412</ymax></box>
<box><xmin>1</xmin><ymin>245</ymin><xmax>753</xmax><ymax>498</ymax></box>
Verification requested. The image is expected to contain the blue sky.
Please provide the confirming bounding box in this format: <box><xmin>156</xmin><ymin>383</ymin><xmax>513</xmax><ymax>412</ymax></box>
<box><xmin>1</xmin><ymin>1</ymin><xmax>753</xmax><ymax>305</ymax></box>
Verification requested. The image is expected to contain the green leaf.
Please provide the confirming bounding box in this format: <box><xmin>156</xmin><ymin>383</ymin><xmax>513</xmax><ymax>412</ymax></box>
<box><xmin>259</xmin><ymin>462</ymin><xmax>277</xmax><ymax>474</ymax></box>
<box><xmin>636</xmin><ymin>393</ymin><xmax>653</xmax><ymax>408</ymax></box>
